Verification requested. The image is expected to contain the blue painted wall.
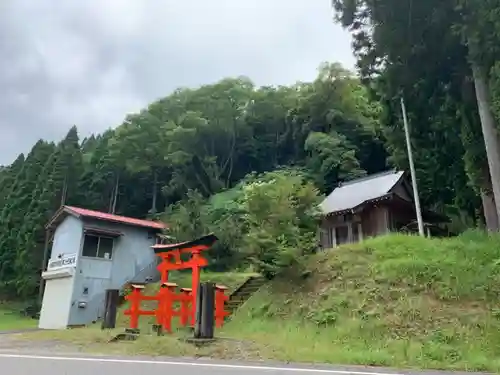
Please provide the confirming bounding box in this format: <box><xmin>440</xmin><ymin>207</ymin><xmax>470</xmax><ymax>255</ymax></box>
<box><xmin>49</xmin><ymin>215</ymin><xmax>83</xmax><ymax>261</ymax></box>
<box><xmin>67</xmin><ymin>218</ymin><xmax>159</xmax><ymax>326</ymax></box>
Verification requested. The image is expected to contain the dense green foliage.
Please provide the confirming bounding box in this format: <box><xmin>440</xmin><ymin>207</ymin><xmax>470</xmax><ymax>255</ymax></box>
<box><xmin>332</xmin><ymin>0</ymin><xmax>500</xmax><ymax>230</ymax></box>
<box><xmin>0</xmin><ymin>64</ymin><xmax>387</xmax><ymax>298</ymax></box>
<box><xmin>166</xmin><ymin>169</ymin><xmax>321</xmax><ymax>276</ymax></box>
<box><xmin>2</xmin><ymin>0</ymin><xmax>500</xmax><ymax>298</ymax></box>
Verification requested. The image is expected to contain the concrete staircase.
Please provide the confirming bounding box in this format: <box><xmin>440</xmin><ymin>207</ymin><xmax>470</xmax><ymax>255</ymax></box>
<box><xmin>117</xmin><ymin>258</ymin><xmax>162</xmax><ymax>306</ymax></box>
<box><xmin>226</xmin><ymin>275</ymin><xmax>267</xmax><ymax>314</ymax></box>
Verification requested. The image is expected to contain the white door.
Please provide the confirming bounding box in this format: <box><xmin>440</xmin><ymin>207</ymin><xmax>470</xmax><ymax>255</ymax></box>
<box><xmin>39</xmin><ymin>276</ymin><xmax>74</xmax><ymax>329</ymax></box>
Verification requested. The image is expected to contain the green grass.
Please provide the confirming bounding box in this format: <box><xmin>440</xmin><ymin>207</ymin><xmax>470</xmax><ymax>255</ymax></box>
<box><xmin>0</xmin><ymin>304</ymin><xmax>38</xmax><ymax>331</ymax></box>
<box><xmin>18</xmin><ymin>232</ymin><xmax>500</xmax><ymax>371</ymax></box>
<box><xmin>225</xmin><ymin>231</ymin><xmax>500</xmax><ymax>371</ymax></box>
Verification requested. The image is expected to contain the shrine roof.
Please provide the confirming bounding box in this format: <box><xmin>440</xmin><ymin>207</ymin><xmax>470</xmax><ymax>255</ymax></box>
<box><xmin>152</xmin><ymin>233</ymin><xmax>218</xmax><ymax>253</ymax></box>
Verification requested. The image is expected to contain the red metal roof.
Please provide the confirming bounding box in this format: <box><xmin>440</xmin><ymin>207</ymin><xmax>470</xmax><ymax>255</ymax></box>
<box><xmin>64</xmin><ymin>206</ymin><xmax>167</xmax><ymax>230</ymax></box>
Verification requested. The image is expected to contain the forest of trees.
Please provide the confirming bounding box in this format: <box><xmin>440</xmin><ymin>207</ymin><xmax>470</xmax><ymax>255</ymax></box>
<box><xmin>0</xmin><ymin>0</ymin><xmax>499</xmax><ymax>299</ymax></box>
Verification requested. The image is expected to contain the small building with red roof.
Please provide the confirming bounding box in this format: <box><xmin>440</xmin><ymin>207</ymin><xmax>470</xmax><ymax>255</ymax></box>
<box><xmin>38</xmin><ymin>205</ymin><xmax>167</xmax><ymax>330</ymax></box>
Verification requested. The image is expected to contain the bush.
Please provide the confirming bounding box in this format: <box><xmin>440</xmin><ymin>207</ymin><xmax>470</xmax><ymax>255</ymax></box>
<box><xmin>164</xmin><ymin>169</ymin><xmax>322</xmax><ymax>276</ymax></box>
<box><xmin>239</xmin><ymin>170</ymin><xmax>321</xmax><ymax>278</ymax></box>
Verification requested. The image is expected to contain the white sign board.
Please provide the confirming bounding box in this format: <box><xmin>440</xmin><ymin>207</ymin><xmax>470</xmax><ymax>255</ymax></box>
<box><xmin>47</xmin><ymin>254</ymin><xmax>77</xmax><ymax>270</ymax></box>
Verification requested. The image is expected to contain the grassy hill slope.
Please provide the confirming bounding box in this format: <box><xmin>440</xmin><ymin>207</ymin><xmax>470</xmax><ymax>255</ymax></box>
<box><xmin>224</xmin><ymin>231</ymin><xmax>500</xmax><ymax>371</ymax></box>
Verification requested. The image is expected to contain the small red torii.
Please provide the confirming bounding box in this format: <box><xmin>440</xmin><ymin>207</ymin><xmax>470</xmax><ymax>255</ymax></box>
<box><xmin>124</xmin><ymin>233</ymin><xmax>230</xmax><ymax>332</ymax></box>
<box><xmin>152</xmin><ymin>233</ymin><xmax>218</xmax><ymax>325</ymax></box>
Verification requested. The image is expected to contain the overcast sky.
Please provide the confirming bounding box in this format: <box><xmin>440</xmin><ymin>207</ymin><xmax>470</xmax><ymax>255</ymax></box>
<box><xmin>0</xmin><ymin>0</ymin><xmax>355</xmax><ymax>165</ymax></box>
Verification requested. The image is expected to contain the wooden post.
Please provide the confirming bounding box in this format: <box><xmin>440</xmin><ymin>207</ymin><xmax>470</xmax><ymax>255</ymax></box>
<box><xmin>200</xmin><ymin>282</ymin><xmax>215</xmax><ymax>339</ymax></box>
<box><xmin>214</xmin><ymin>285</ymin><xmax>229</xmax><ymax>328</ymax></box>
<box><xmin>101</xmin><ymin>289</ymin><xmax>119</xmax><ymax>329</ymax></box>
<box><xmin>156</xmin><ymin>284</ymin><xmax>168</xmax><ymax>327</ymax></box>
<box><xmin>179</xmin><ymin>288</ymin><xmax>192</xmax><ymax>327</ymax></box>
<box><xmin>125</xmin><ymin>284</ymin><xmax>145</xmax><ymax>330</ymax></box>
<box><xmin>191</xmin><ymin>249</ymin><xmax>201</xmax><ymax>326</ymax></box>
<box><xmin>193</xmin><ymin>283</ymin><xmax>204</xmax><ymax>339</ymax></box>
<box><xmin>158</xmin><ymin>254</ymin><xmax>170</xmax><ymax>284</ymax></box>
<box><xmin>160</xmin><ymin>282</ymin><xmax>177</xmax><ymax>333</ymax></box>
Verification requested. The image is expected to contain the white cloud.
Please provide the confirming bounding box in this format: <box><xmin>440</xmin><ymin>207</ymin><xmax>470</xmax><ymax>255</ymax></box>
<box><xmin>0</xmin><ymin>0</ymin><xmax>354</xmax><ymax>165</ymax></box>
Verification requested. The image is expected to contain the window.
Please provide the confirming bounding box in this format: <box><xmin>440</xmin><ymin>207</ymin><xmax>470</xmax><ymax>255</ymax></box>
<box><xmin>82</xmin><ymin>235</ymin><xmax>98</xmax><ymax>257</ymax></box>
<box><xmin>352</xmin><ymin>222</ymin><xmax>363</xmax><ymax>242</ymax></box>
<box><xmin>97</xmin><ymin>237</ymin><xmax>114</xmax><ymax>258</ymax></box>
<box><xmin>332</xmin><ymin>222</ymin><xmax>363</xmax><ymax>247</ymax></box>
<box><xmin>82</xmin><ymin>234</ymin><xmax>114</xmax><ymax>259</ymax></box>
<box><xmin>352</xmin><ymin>223</ymin><xmax>359</xmax><ymax>242</ymax></box>
<box><xmin>319</xmin><ymin>228</ymin><xmax>332</xmax><ymax>249</ymax></box>
<box><xmin>335</xmin><ymin>226</ymin><xmax>349</xmax><ymax>245</ymax></box>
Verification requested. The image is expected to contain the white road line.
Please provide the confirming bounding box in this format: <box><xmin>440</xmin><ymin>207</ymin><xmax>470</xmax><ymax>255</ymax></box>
<box><xmin>0</xmin><ymin>353</ymin><xmax>404</xmax><ymax>374</ymax></box>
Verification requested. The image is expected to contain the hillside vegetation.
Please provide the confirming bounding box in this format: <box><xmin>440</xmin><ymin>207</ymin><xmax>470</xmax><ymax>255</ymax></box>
<box><xmin>225</xmin><ymin>232</ymin><xmax>500</xmax><ymax>371</ymax></box>
<box><xmin>0</xmin><ymin>63</ymin><xmax>386</xmax><ymax>299</ymax></box>
<box><xmin>18</xmin><ymin>233</ymin><xmax>500</xmax><ymax>371</ymax></box>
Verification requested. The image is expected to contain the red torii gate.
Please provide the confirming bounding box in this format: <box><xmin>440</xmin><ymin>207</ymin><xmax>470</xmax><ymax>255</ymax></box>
<box><xmin>124</xmin><ymin>233</ymin><xmax>230</xmax><ymax>332</ymax></box>
<box><xmin>152</xmin><ymin>233</ymin><xmax>218</xmax><ymax>325</ymax></box>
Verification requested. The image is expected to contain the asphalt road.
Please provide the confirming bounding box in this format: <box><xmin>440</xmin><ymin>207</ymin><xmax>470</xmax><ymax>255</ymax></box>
<box><xmin>0</xmin><ymin>352</ymin><xmax>490</xmax><ymax>375</ymax></box>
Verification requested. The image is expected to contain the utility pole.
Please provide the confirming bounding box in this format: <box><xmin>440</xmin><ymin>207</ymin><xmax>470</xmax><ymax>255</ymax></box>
<box><xmin>401</xmin><ymin>97</ymin><xmax>425</xmax><ymax>236</ymax></box>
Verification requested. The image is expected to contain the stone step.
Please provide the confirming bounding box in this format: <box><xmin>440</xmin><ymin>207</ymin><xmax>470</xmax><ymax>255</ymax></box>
<box><xmin>245</xmin><ymin>279</ymin><xmax>266</xmax><ymax>286</ymax></box>
<box><xmin>231</xmin><ymin>290</ymin><xmax>260</xmax><ymax>298</ymax></box>
<box><xmin>231</xmin><ymin>284</ymin><xmax>264</xmax><ymax>293</ymax></box>
<box><xmin>222</xmin><ymin>276</ymin><xmax>268</xmax><ymax>316</ymax></box>
<box><xmin>229</xmin><ymin>296</ymin><xmax>255</xmax><ymax>303</ymax></box>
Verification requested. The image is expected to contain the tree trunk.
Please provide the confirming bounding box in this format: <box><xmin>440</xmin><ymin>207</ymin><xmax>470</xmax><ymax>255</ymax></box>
<box><xmin>481</xmin><ymin>190</ymin><xmax>499</xmax><ymax>231</ymax></box>
<box><xmin>471</xmin><ymin>60</ymin><xmax>500</xmax><ymax>226</ymax></box>
<box><xmin>111</xmin><ymin>173</ymin><xmax>120</xmax><ymax>214</ymax></box>
<box><xmin>150</xmin><ymin>169</ymin><xmax>158</xmax><ymax>214</ymax></box>
<box><xmin>60</xmin><ymin>175</ymin><xmax>68</xmax><ymax>207</ymax></box>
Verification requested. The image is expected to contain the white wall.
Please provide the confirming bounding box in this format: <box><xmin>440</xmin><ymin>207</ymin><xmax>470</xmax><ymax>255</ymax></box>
<box><xmin>39</xmin><ymin>216</ymin><xmax>83</xmax><ymax>329</ymax></box>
